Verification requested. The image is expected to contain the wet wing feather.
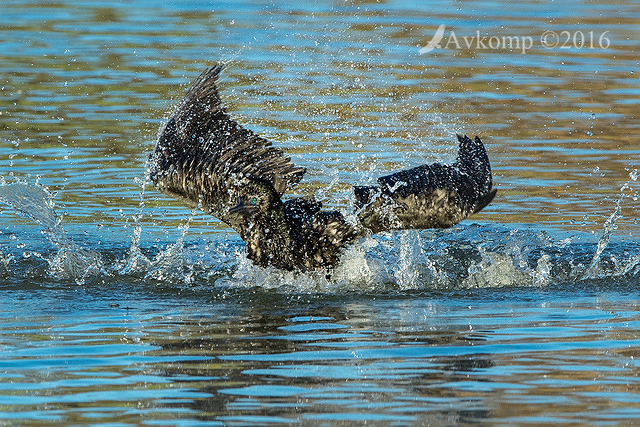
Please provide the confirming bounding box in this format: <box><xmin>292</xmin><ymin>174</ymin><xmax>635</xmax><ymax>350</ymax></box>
<box><xmin>355</xmin><ymin>134</ymin><xmax>495</xmax><ymax>232</ymax></box>
<box><xmin>149</xmin><ymin>65</ymin><xmax>305</xmax><ymax>221</ymax></box>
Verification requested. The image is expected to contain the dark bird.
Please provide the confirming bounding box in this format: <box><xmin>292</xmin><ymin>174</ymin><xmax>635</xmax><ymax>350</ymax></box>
<box><xmin>148</xmin><ymin>65</ymin><xmax>497</xmax><ymax>271</ymax></box>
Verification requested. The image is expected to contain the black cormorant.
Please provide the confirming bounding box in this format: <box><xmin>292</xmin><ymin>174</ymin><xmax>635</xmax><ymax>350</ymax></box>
<box><xmin>148</xmin><ymin>65</ymin><xmax>497</xmax><ymax>271</ymax></box>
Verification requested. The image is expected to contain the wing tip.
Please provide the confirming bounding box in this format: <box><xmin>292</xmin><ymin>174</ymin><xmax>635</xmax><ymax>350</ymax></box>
<box><xmin>474</xmin><ymin>187</ymin><xmax>497</xmax><ymax>214</ymax></box>
<box><xmin>456</xmin><ymin>133</ymin><xmax>484</xmax><ymax>151</ymax></box>
<box><xmin>195</xmin><ymin>63</ymin><xmax>223</xmax><ymax>82</ymax></box>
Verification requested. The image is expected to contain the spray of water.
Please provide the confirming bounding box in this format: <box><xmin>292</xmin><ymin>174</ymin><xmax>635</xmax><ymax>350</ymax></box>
<box><xmin>0</xmin><ymin>181</ymin><xmax>104</xmax><ymax>284</ymax></box>
<box><xmin>581</xmin><ymin>169</ymin><xmax>639</xmax><ymax>280</ymax></box>
<box><xmin>0</xmin><ymin>174</ymin><xmax>638</xmax><ymax>291</ymax></box>
<box><xmin>118</xmin><ymin>176</ymin><xmax>152</xmax><ymax>276</ymax></box>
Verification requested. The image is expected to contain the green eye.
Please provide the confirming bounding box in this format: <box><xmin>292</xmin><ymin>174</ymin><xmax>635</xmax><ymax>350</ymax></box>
<box><xmin>250</xmin><ymin>197</ymin><xmax>258</xmax><ymax>205</ymax></box>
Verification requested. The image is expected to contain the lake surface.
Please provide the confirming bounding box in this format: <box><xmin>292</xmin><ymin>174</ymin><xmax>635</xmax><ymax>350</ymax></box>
<box><xmin>1</xmin><ymin>0</ymin><xmax>639</xmax><ymax>424</ymax></box>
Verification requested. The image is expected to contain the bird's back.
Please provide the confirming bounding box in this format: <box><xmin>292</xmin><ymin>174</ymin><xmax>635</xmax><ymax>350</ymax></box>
<box><xmin>282</xmin><ymin>198</ymin><xmax>357</xmax><ymax>271</ymax></box>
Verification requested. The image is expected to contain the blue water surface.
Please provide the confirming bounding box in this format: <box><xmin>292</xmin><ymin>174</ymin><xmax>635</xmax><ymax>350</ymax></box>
<box><xmin>1</xmin><ymin>0</ymin><xmax>639</xmax><ymax>424</ymax></box>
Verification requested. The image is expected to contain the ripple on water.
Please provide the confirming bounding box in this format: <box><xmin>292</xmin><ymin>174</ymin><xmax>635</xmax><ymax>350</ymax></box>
<box><xmin>1</xmin><ymin>0</ymin><xmax>640</xmax><ymax>424</ymax></box>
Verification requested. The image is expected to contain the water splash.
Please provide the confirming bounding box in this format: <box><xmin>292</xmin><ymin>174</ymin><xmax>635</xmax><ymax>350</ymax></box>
<box><xmin>394</xmin><ymin>231</ymin><xmax>446</xmax><ymax>290</ymax></box>
<box><xmin>0</xmin><ymin>248</ymin><xmax>13</xmax><ymax>275</ymax></box>
<box><xmin>142</xmin><ymin>210</ymin><xmax>196</xmax><ymax>284</ymax></box>
<box><xmin>215</xmin><ymin>227</ymin><xmax>560</xmax><ymax>293</ymax></box>
<box><xmin>0</xmin><ymin>181</ymin><xmax>62</xmax><ymax>237</ymax></box>
<box><xmin>1</xmin><ymin>178</ymin><xmax>638</xmax><ymax>292</ymax></box>
<box><xmin>118</xmin><ymin>176</ymin><xmax>152</xmax><ymax>276</ymax></box>
<box><xmin>581</xmin><ymin>169</ymin><xmax>638</xmax><ymax>280</ymax></box>
<box><xmin>0</xmin><ymin>179</ymin><xmax>210</xmax><ymax>286</ymax></box>
<box><xmin>0</xmin><ymin>181</ymin><xmax>104</xmax><ymax>284</ymax></box>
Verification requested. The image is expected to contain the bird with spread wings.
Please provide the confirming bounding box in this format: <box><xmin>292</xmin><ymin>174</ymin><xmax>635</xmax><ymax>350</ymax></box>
<box><xmin>148</xmin><ymin>65</ymin><xmax>496</xmax><ymax>271</ymax></box>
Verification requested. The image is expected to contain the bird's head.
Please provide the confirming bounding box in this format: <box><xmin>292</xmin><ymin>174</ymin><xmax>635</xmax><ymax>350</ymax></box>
<box><xmin>228</xmin><ymin>178</ymin><xmax>282</xmax><ymax>220</ymax></box>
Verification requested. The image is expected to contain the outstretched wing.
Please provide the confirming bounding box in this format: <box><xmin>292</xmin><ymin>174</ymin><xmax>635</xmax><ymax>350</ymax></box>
<box><xmin>355</xmin><ymin>134</ymin><xmax>496</xmax><ymax>233</ymax></box>
<box><xmin>148</xmin><ymin>65</ymin><xmax>305</xmax><ymax>221</ymax></box>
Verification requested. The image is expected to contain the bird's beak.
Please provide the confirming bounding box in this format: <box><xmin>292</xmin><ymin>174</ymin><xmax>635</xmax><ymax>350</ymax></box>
<box><xmin>229</xmin><ymin>199</ymin><xmax>257</xmax><ymax>215</ymax></box>
<box><xmin>229</xmin><ymin>201</ymin><xmax>245</xmax><ymax>214</ymax></box>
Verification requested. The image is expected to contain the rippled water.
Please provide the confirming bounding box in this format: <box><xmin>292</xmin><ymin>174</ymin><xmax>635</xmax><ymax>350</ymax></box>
<box><xmin>1</xmin><ymin>0</ymin><xmax>639</xmax><ymax>424</ymax></box>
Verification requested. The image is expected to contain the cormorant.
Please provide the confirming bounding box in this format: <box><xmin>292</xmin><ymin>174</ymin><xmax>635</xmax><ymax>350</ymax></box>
<box><xmin>148</xmin><ymin>65</ymin><xmax>497</xmax><ymax>271</ymax></box>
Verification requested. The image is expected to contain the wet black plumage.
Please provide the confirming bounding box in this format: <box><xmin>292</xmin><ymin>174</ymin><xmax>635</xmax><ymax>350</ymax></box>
<box><xmin>148</xmin><ymin>65</ymin><xmax>496</xmax><ymax>271</ymax></box>
<box><xmin>354</xmin><ymin>134</ymin><xmax>496</xmax><ymax>233</ymax></box>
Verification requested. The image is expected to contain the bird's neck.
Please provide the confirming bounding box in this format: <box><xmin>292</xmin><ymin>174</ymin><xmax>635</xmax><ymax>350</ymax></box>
<box><xmin>242</xmin><ymin>208</ymin><xmax>295</xmax><ymax>270</ymax></box>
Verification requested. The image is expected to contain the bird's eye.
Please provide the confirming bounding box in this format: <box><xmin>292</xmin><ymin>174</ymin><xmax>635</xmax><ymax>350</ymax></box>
<box><xmin>250</xmin><ymin>197</ymin><xmax>258</xmax><ymax>205</ymax></box>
